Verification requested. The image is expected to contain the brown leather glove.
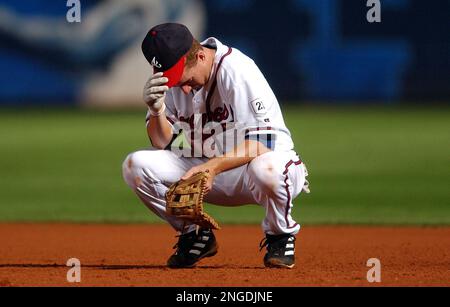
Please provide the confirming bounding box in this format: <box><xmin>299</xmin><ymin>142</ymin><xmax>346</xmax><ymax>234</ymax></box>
<box><xmin>165</xmin><ymin>171</ymin><xmax>220</xmax><ymax>230</ymax></box>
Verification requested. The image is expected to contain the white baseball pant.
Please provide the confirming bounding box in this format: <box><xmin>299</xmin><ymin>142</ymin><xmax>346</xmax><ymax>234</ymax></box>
<box><xmin>122</xmin><ymin>149</ymin><xmax>308</xmax><ymax>235</ymax></box>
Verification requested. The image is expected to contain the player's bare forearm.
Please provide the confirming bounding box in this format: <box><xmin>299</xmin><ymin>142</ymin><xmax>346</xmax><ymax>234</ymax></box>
<box><xmin>147</xmin><ymin>114</ymin><xmax>173</xmax><ymax>149</ymax></box>
<box><xmin>206</xmin><ymin>140</ymin><xmax>271</xmax><ymax>175</ymax></box>
<box><xmin>181</xmin><ymin>140</ymin><xmax>271</xmax><ymax>190</ymax></box>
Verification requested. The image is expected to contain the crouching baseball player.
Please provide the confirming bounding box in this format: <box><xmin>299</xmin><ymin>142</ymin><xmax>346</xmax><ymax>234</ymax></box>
<box><xmin>122</xmin><ymin>23</ymin><xmax>310</xmax><ymax>269</ymax></box>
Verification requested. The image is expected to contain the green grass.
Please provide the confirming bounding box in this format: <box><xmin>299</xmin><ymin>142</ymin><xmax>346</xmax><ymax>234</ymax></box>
<box><xmin>0</xmin><ymin>106</ymin><xmax>448</xmax><ymax>225</ymax></box>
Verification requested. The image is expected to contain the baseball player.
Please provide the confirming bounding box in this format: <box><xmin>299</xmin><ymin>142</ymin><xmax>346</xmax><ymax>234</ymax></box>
<box><xmin>122</xmin><ymin>23</ymin><xmax>310</xmax><ymax>269</ymax></box>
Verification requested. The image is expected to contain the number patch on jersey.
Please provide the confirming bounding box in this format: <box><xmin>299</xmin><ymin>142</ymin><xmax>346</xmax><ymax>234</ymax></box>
<box><xmin>250</xmin><ymin>99</ymin><xmax>267</xmax><ymax>115</ymax></box>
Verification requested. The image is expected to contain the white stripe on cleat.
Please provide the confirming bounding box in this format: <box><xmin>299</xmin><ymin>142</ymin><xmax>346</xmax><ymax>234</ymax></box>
<box><xmin>189</xmin><ymin>249</ymin><xmax>201</xmax><ymax>255</ymax></box>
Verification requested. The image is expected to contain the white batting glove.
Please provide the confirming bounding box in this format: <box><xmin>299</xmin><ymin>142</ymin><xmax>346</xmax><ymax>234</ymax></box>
<box><xmin>302</xmin><ymin>164</ymin><xmax>311</xmax><ymax>194</ymax></box>
<box><xmin>302</xmin><ymin>179</ymin><xmax>311</xmax><ymax>194</ymax></box>
<box><xmin>143</xmin><ymin>72</ymin><xmax>169</xmax><ymax>116</ymax></box>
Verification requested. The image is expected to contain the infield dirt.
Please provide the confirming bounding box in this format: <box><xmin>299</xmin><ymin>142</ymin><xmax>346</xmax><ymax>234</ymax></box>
<box><xmin>0</xmin><ymin>224</ymin><xmax>448</xmax><ymax>286</ymax></box>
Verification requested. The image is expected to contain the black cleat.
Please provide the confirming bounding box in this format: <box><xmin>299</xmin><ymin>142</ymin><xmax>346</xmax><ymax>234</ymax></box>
<box><xmin>167</xmin><ymin>228</ymin><xmax>218</xmax><ymax>268</ymax></box>
<box><xmin>260</xmin><ymin>233</ymin><xmax>296</xmax><ymax>269</ymax></box>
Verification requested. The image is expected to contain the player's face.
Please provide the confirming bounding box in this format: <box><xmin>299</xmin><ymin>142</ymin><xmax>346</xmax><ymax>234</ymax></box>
<box><xmin>177</xmin><ymin>66</ymin><xmax>203</xmax><ymax>95</ymax></box>
<box><xmin>176</xmin><ymin>50</ymin><xmax>212</xmax><ymax>95</ymax></box>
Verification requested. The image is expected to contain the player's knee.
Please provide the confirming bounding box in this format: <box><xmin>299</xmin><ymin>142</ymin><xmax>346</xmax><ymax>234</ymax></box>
<box><xmin>122</xmin><ymin>151</ymin><xmax>152</xmax><ymax>189</ymax></box>
<box><xmin>122</xmin><ymin>152</ymin><xmax>137</xmax><ymax>188</ymax></box>
<box><xmin>247</xmin><ymin>154</ymin><xmax>282</xmax><ymax>197</ymax></box>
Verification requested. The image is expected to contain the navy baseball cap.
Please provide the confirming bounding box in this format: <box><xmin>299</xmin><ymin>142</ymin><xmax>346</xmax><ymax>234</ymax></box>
<box><xmin>141</xmin><ymin>23</ymin><xmax>194</xmax><ymax>88</ymax></box>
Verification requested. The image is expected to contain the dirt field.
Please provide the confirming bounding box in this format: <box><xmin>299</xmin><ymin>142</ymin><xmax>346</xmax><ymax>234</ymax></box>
<box><xmin>0</xmin><ymin>224</ymin><xmax>448</xmax><ymax>286</ymax></box>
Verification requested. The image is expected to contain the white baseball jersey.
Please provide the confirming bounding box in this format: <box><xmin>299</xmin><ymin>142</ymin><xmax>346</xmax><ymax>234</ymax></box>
<box><xmin>129</xmin><ymin>37</ymin><xmax>308</xmax><ymax>237</ymax></box>
<box><xmin>146</xmin><ymin>37</ymin><xmax>295</xmax><ymax>156</ymax></box>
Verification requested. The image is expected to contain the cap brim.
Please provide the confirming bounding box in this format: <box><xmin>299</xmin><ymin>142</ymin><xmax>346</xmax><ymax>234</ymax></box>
<box><xmin>155</xmin><ymin>56</ymin><xmax>186</xmax><ymax>88</ymax></box>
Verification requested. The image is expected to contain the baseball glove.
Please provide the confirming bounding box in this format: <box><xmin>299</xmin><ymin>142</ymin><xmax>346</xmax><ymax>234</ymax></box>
<box><xmin>165</xmin><ymin>171</ymin><xmax>220</xmax><ymax>230</ymax></box>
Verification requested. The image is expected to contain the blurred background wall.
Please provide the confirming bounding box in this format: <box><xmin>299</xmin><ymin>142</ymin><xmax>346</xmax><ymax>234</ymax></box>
<box><xmin>0</xmin><ymin>0</ymin><xmax>448</xmax><ymax>107</ymax></box>
<box><xmin>0</xmin><ymin>0</ymin><xmax>206</xmax><ymax>107</ymax></box>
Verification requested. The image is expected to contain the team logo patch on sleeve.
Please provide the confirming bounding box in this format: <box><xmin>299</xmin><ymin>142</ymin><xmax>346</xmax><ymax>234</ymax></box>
<box><xmin>250</xmin><ymin>98</ymin><xmax>267</xmax><ymax>115</ymax></box>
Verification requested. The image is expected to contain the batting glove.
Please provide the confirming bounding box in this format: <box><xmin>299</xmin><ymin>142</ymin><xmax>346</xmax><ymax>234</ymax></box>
<box><xmin>302</xmin><ymin>164</ymin><xmax>311</xmax><ymax>194</ymax></box>
<box><xmin>143</xmin><ymin>72</ymin><xmax>169</xmax><ymax>116</ymax></box>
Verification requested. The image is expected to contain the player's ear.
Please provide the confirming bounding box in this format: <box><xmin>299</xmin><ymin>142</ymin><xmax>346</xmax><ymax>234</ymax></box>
<box><xmin>196</xmin><ymin>49</ymin><xmax>206</xmax><ymax>63</ymax></box>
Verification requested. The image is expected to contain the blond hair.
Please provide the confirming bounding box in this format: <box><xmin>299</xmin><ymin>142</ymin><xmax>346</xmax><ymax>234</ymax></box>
<box><xmin>185</xmin><ymin>39</ymin><xmax>203</xmax><ymax>68</ymax></box>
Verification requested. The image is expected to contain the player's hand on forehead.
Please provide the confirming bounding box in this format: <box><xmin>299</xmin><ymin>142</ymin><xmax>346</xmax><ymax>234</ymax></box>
<box><xmin>143</xmin><ymin>72</ymin><xmax>170</xmax><ymax>115</ymax></box>
<box><xmin>146</xmin><ymin>72</ymin><xmax>168</xmax><ymax>90</ymax></box>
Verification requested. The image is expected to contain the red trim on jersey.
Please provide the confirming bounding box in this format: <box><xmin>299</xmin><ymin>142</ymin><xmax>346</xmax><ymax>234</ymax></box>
<box><xmin>229</xmin><ymin>104</ymin><xmax>235</xmax><ymax>122</ymax></box>
<box><xmin>206</xmin><ymin>47</ymin><xmax>233</xmax><ymax>122</ymax></box>
<box><xmin>166</xmin><ymin>117</ymin><xmax>175</xmax><ymax>125</ymax></box>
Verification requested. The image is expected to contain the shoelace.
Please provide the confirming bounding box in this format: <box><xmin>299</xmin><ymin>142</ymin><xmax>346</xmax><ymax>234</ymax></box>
<box><xmin>171</xmin><ymin>226</ymin><xmax>212</xmax><ymax>250</ymax></box>
<box><xmin>172</xmin><ymin>229</ymin><xmax>210</xmax><ymax>250</ymax></box>
<box><xmin>259</xmin><ymin>237</ymin><xmax>269</xmax><ymax>252</ymax></box>
<box><xmin>172</xmin><ymin>232</ymin><xmax>195</xmax><ymax>250</ymax></box>
<box><xmin>259</xmin><ymin>235</ymin><xmax>296</xmax><ymax>252</ymax></box>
